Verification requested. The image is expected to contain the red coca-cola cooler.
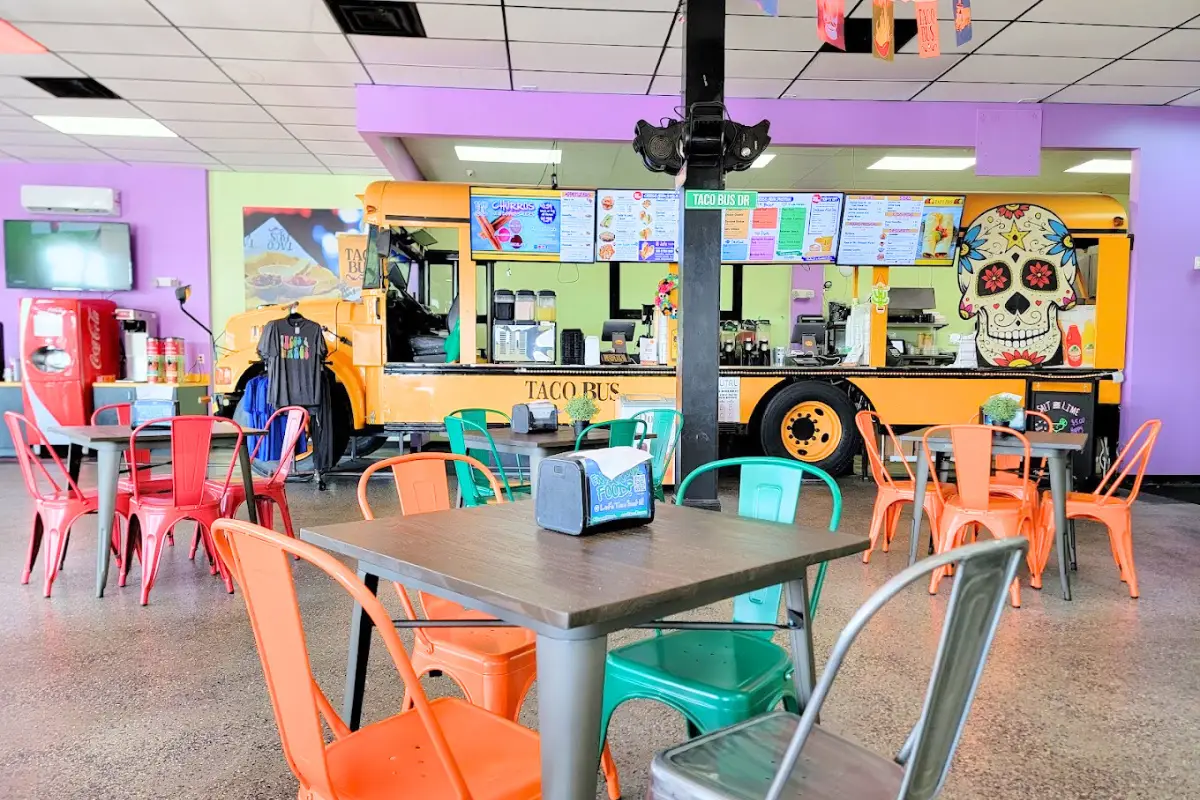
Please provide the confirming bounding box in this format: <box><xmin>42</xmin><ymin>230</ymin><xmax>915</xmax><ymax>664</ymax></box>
<box><xmin>20</xmin><ymin>298</ymin><xmax>119</xmax><ymax>443</ymax></box>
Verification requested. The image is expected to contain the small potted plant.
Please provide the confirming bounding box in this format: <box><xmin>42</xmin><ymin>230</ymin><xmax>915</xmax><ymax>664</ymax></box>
<box><xmin>980</xmin><ymin>393</ymin><xmax>1025</xmax><ymax>431</ymax></box>
<box><xmin>564</xmin><ymin>395</ymin><xmax>599</xmax><ymax>436</ymax></box>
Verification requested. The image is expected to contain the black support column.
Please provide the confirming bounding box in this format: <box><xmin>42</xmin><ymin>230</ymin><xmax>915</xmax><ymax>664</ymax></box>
<box><xmin>676</xmin><ymin>0</ymin><xmax>725</xmax><ymax>508</ymax></box>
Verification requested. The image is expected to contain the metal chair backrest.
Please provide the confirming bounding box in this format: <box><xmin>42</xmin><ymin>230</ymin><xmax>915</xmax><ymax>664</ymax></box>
<box><xmin>1093</xmin><ymin>419</ymin><xmax>1161</xmax><ymax>506</ymax></box>
<box><xmin>252</xmin><ymin>406</ymin><xmax>309</xmax><ymax>487</ymax></box>
<box><xmin>676</xmin><ymin>457</ymin><xmax>842</xmax><ymax>626</ymax></box>
<box><xmin>211</xmin><ymin>519</ymin><xmax>472</xmax><ymax>800</ymax></box>
<box><xmin>856</xmin><ymin>410</ymin><xmax>913</xmax><ymax>489</ymax></box>
<box><xmin>131</xmin><ymin>416</ymin><xmax>242</xmax><ymax>506</ymax></box>
<box><xmin>574</xmin><ymin>418</ymin><xmax>648</xmax><ymax>450</ymax></box>
<box><xmin>92</xmin><ymin>401</ymin><xmax>154</xmax><ymax>474</ymax></box>
<box><xmin>632</xmin><ymin>408</ymin><xmax>684</xmax><ymax>483</ymax></box>
<box><xmin>4</xmin><ymin>411</ymin><xmax>84</xmax><ymax>502</ymax></box>
<box><xmin>763</xmin><ymin>537</ymin><xmax>1028</xmax><ymax>800</ymax></box>
<box><xmin>444</xmin><ymin>415</ymin><xmax>516</xmax><ymax>502</ymax></box>
<box><xmin>446</xmin><ymin>408</ymin><xmax>510</xmax><ymax>469</ymax></box>
<box><xmin>925</xmin><ymin>425</ymin><xmax>1030</xmax><ymax>511</ymax></box>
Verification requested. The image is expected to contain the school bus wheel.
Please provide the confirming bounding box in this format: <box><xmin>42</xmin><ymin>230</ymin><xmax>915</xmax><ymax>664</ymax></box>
<box><xmin>759</xmin><ymin>381</ymin><xmax>859</xmax><ymax>476</ymax></box>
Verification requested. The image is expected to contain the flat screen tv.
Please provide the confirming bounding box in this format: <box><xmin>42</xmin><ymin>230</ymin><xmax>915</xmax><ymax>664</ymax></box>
<box><xmin>3</xmin><ymin>219</ymin><xmax>134</xmax><ymax>291</ymax></box>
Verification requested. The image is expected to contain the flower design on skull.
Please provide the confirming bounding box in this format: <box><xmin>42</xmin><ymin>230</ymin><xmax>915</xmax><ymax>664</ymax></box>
<box><xmin>997</xmin><ymin>204</ymin><xmax>1031</xmax><ymax>220</ymax></box>
<box><xmin>957</xmin><ymin>223</ymin><xmax>985</xmax><ymax>273</ymax></box>
<box><xmin>982</xmin><ymin>265</ymin><xmax>1008</xmax><ymax>293</ymax></box>
<box><xmin>994</xmin><ymin>349</ymin><xmax>1047</xmax><ymax>368</ymax></box>
<box><xmin>1045</xmin><ymin>218</ymin><xmax>1077</xmax><ymax>268</ymax></box>
<box><xmin>1025</xmin><ymin>261</ymin><xmax>1053</xmax><ymax>289</ymax></box>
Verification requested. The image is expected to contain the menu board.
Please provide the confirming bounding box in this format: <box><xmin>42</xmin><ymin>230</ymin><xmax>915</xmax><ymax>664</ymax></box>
<box><xmin>719</xmin><ymin>192</ymin><xmax>844</xmax><ymax>264</ymax></box>
<box><xmin>595</xmin><ymin>189</ymin><xmax>678</xmax><ymax>262</ymax></box>
<box><xmin>837</xmin><ymin>195</ymin><xmax>966</xmax><ymax>266</ymax></box>
<box><xmin>470</xmin><ymin>187</ymin><xmax>596</xmax><ymax>262</ymax></box>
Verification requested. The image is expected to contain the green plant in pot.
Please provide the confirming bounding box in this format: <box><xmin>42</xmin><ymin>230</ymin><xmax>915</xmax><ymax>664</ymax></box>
<box><xmin>564</xmin><ymin>395</ymin><xmax>599</xmax><ymax>436</ymax></box>
<box><xmin>981</xmin><ymin>393</ymin><xmax>1024</xmax><ymax>430</ymax></box>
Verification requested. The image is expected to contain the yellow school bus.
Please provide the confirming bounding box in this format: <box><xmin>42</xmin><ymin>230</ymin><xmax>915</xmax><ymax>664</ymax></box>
<box><xmin>215</xmin><ymin>182</ymin><xmax>1127</xmax><ymax>476</ymax></box>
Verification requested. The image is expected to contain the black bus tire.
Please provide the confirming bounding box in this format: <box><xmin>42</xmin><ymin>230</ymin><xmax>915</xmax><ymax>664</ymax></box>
<box><xmin>759</xmin><ymin>381</ymin><xmax>859</xmax><ymax>476</ymax></box>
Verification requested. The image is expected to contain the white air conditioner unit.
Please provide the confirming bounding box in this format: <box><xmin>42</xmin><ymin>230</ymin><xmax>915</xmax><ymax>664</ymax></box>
<box><xmin>20</xmin><ymin>184</ymin><xmax>120</xmax><ymax>216</ymax></box>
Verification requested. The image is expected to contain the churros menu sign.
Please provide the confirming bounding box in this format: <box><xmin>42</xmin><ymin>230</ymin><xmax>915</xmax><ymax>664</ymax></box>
<box><xmin>469</xmin><ymin>187</ymin><xmax>595</xmax><ymax>262</ymax></box>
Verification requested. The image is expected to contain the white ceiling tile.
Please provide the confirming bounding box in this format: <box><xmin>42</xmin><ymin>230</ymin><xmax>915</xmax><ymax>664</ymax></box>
<box><xmin>216</xmin><ymin>59</ymin><xmax>370</xmax><ymax>86</ymax></box>
<box><xmin>218</xmin><ymin>152</ymin><xmax>324</xmax><ymax>167</ymax></box>
<box><xmin>1186</xmin><ymin>16</ymin><xmax>1200</xmax><ymax>28</ymax></box>
<box><xmin>1128</xmin><ymin>29</ymin><xmax>1200</xmax><ymax>60</ymax></box>
<box><xmin>649</xmin><ymin>74</ymin><xmax>679</xmax><ymax>95</ymax></box>
<box><xmin>801</xmin><ymin>53</ymin><xmax>962</xmax><ymax>82</ymax></box>
<box><xmin>0</xmin><ymin>53</ymin><xmax>82</xmax><ymax>77</ymax></box>
<box><xmin>1170</xmin><ymin>89</ymin><xmax>1200</xmax><ymax>105</ymax></box>
<box><xmin>0</xmin><ymin>130</ymin><xmax>81</xmax><ymax>146</ymax></box>
<box><xmin>511</xmin><ymin>0</ymin><xmax>676</xmax><ymax>8</ymax></box>
<box><xmin>0</xmin><ymin>116</ymin><xmax>60</xmax><ymax>132</ymax></box>
<box><xmin>14</xmin><ymin>23</ymin><xmax>202</xmax><ymax>56</ymax></box>
<box><xmin>0</xmin><ymin>0</ymin><xmax>168</xmax><ymax>25</ymax></box>
<box><xmin>100</xmin><ymin>79</ymin><xmax>254</xmax><ymax>104</ymax></box>
<box><xmin>4</xmin><ymin>97</ymin><xmax>147</xmax><ymax>117</ymax></box>
<box><xmin>61</xmin><ymin>53</ymin><xmax>229</xmax><ymax>82</ymax></box>
<box><xmin>302</xmin><ymin>139</ymin><xmax>377</xmax><ymax>156</ymax></box>
<box><xmin>912</xmin><ymin>82</ymin><xmax>1063</xmax><ymax>102</ymax></box>
<box><xmin>727</xmin><ymin>0</ymin><xmax>813</xmax><ymax>16</ymax></box>
<box><xmin>241</xmin><ymin>84</ymin><xmax>358</xmax><ymax>107</ymax></box>
<box><xmin>505</xmin><ymin>8</ymin><xmax>673</xmax><ymax>46</ymax></box>
<box><xmin>1081</xmin><ymin>59</ymin><xmax>1200</xmax><ymax>87</ymax></box>
<box><xmin>163</xmin><ymin>120</ymin><xmax>293</xmax><ymax>139</ymax></box>
<box><xmin>132</xmin><ymin>101</ymin><xmax>274</xmax><ymax>122</ymax></box>
<box><xmin>784</xmin><ymin>80</ymin><xmax>927</xmax><ymax>100</ymax></box>
<box><xmin>318</xmin><ymin>154</ymin><xmax>385</xmax><ymax>169</ymax></box>
<box><xmin>263</xmin><ymin>105</ymin><xmax>351</xmax><ymax>125</ymax></box>
<box><xmin>726</xmin><ymin>78</ymin><xmax>792</xmax><ymax>98</ymax></box>
<box><xmin>353</xmin><ymin>36</ymin><xmax>509</xmax><ymax>69</ymax></box>
<box><xmin>661</xmin><ymin>49</ymin><xmax>814</xmax><ymax>79</ymax></box>
<box><xmin>978</xmin><ymin>22</ymin><xmax>1163</xmax><ymax>58</ymax></box>
<box><xmin>1045</xmin><ymin>85</ymin><xmax>1196</xmax><ymax>105</ymax></box>
<box><xmin>417</xmin><ymin>3</ymin><xmax>507</xmax><ymax>40</ymax></box>
<box><xmin>0</xmin><ymin>77</ymin><xmax>54</xmax><ymax>99</ymax></box>
<box><xmin>941</xmin><ymin>55</ymin><xmax>1108</xmax><ymax>83</ymax></box>
<box><xmin>284</xmin><ymin>124</ymin><xmax>363</xmax><ymax>141</ymax></box>
<box><xmin>71</xmin><ymin>134</ymin><xmax>201</xmax><ymax>150</ymax></box>
<box><xmin>849</xmin><ymin>0</ymin><xmax>1037</xmax><ymax>20</ymax></box>
<box><xmin>0</xmin><ymin>143</ymin><xmax>110</xmax><ymax>159</ymax></box>
<box><xmin>1025</xmin><ymin>0</ymin><xmax>1200</xmax><ymax>27</ymax></box>
<box><xmin>183</xmin><ymin>29</ymin><xmax>356</xmax><ymax>62</ymax></box>
<box><xmin>726</xmin><ymin>14</ymin><xmax>822</xmax><ymax>51</ymax></box>
<box><xmin>148</xmin><ymin>0</ymin><xmax>340</xmax><ymax>32</ymax></box>
<box><xmin>511</xmin><ymin>71</ymin><xmax>649</xmax><ymax>93</ymax></box>
<box><xmin>365</xmin><ymin>64</ymin><xmax>510</xmax><ymax>89</ymax></box>
<box><xmin>0</xmin><ymin>103</ymin><xmax>17</xmax><ymax>115</ymax></box>
<box><xmin>896</xmin><ymin>21</ymin><xmax>1013</xmax><ymax>54</ymax></box>
<box><xmin>509</xmin><ymin>43</ymin><xmax>661</xmax><ymax>74</ymax></box>
<box><xmin>231</xmin><ymin>165</ymin><xmax>332</xmax><ymax>173</ymax></box>
<box><xmin>188</xmin><ymin>137</ymin><xmax>309</xmax><ymax>153</ymax></box>
<box><xmin>101</xmin><ymin>149</ymin><xmax>220</xmax><ymax>164</ymax></box>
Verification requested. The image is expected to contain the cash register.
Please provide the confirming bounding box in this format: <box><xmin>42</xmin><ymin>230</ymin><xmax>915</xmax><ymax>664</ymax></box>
<box><xmin>600</xmin><ymin>319</ymin><xmax>638</xmax><ymax>365</ymax></box>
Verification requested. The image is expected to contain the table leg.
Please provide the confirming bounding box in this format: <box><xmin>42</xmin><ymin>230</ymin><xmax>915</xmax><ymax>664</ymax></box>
<box><xmin>1048</xmin><ymin>453</ymin><xmax>1072</xmax><ymax>601</ymax></box>
<box><xmin>94</xmin><ymin>446</ymin><xmax>122</xmax><ymax>598</ymax></box>
<box><xmin>238</xmin><ymin>440</ymin><xmax>259</xmax><ymax>525</ymax></box>
<box><xmin>784</xmin><ymin>574</ymin><xmax>817</xmax><ymax>713</ymax></box>
<box><xmin>536</xmin><ymin>634</ymin><xmax>607</xmax><ymax>800</ymax></box>
<box><xmin>343</xmin><ymin>569</ymin><xmax>379</xmax><ymax>731</ymax></box>
<box><xmin>909</xmin><ymin>450</ymin><xmax>930</xmax><ymax>566</ymax></box>
<box><xmin>59</xmin><ymin>444</ymin><xmax>83</xmax><ymax>568</ymax></box>
<box><xmin>1066</xmin><ymin>463</ymin><xmax>1078</xmax><ymax>570</ymax></box>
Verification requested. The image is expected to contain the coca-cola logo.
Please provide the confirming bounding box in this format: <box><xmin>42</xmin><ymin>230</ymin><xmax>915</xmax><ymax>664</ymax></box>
<box><xmin>87</xmin><ymin>308</ymin><xmax>102</xmax><ymax>371</ymax></box>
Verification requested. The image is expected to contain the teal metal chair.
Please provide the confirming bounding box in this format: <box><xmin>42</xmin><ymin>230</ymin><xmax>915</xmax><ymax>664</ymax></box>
<box><xmin>443</xmin><ymin>415</ymin><xmax>531</xmax><ymax>503</ymax></box>
<box><xmin>632</xmin><ymin>408</ymin><xmax>684</xmax><ymax>501</ymax></box>
<box><xmin>598</xmin><ymin>456</ymin><xmax>842</xmax><ymax>800</ymax></box>
<box><xmin>574</xmin><ymin>418</ymin><xmax>649</xmax><ymax>450</ymax></box>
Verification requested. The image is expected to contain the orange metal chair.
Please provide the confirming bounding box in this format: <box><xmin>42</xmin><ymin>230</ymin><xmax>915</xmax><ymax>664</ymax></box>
<box><xmin>924</xmin><ymin>425</ymin><xmax>1035</xmax><ymax>608</ymax></box>
<box><xmin>1031</xmin><ymin>419</ymin><xmax>1161</xmax><ymax>598</ymax></box>
<box><xmin>985</xmin><ymin>409</ymin><xmax>1054</xmax><ymax>510</ymax></box>
<box><xmin>357</xmin><ymin>453</ymin><xmax>538</xmax><ymax>722</ymax></box>
<box><xmin>211</xmin><ymin>518</ymin><xmax>541</xmax><ymax>800</ymax></box>
<box><xmin>856</xmin><ymin>410</ymin><xmax>952</xmax><ymax>563</ymax></box>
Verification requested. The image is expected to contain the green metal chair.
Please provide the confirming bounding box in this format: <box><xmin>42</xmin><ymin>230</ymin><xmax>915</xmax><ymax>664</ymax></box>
<box><xmin>443</xmin><ymin>415</ymin><xmax>531</xmax><ymax>503</ymax></box>
<box><xmin>598</xmin><ymin>457</ymin><xmax>842</xmax><ymax>799</ymax></box>
<box><xmin>574</xmin><ymin>418</ymin><xmax>649</xmax><ymax>450</ymax></box>
<box><xmin>632</xmin><ymin>408</ymin><xmax>684</xmax><ymax>501</ymax></box>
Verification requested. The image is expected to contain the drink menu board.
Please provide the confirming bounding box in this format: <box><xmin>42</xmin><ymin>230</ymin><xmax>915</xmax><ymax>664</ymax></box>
<box><xmin>837</xmin><ymin>194</ymin><xmax>966</xmax><ymax>266</ymax></box>
<box><xmin>469</xmin><ymin>187</ymin><xmax>596</xmax><ymax>262</ymax></box>
<box><xmin>595</xmin><ymin>189</ymin><xmax>678</xmax><ymax>262</ymax></box>
<box><xmin>719</xmin><ymin>192</ymin><xmax>844</xmax><ymax>264</ymax></box>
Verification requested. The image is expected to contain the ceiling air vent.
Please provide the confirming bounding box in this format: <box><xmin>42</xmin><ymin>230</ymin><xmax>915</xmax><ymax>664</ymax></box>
<box><xmin>323</xmin><ymin>0</ymin><xmax>427</xmax><ymax>37</ymax></box>
<box><xmin>23</xmin><ymin>77</ymin><xmax>120</xmax><ymax>99</ymax></box>
<box><xmin>820</xmin><ymin>18</ymin><xmax>918</xmax><ymax>55</ymax></box>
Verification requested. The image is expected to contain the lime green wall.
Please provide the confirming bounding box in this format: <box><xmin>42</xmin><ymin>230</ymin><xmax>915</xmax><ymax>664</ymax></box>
<box><xmin>208</xmin><ymin>171</ymin><xmax>380</xmax><ymax>334</ymax></box>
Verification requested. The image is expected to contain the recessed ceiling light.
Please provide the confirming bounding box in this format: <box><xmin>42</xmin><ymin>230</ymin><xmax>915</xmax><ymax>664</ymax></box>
<box><xmin>34</xmin><ymin>116</ymin><xmax>177</xmax><ymax>137</ymax></box>
<box><xmin>1065</xmin><ymin>158</ymin><xmax>1132</xmax><ymax>174</ymax></box>
<box><xmin>749</xmin><ymin>153</ymin><xmax>775</xmax><ymax>169</ymax></box>
<box><xmin>869</xmin><ymin>156</ymin><xmax>976</xmax><ymax>171</ymax></box>
<box><xmin>455</xmin><ymin>145</ymin><xmax>561</xmax><ymax>164</ymax></box>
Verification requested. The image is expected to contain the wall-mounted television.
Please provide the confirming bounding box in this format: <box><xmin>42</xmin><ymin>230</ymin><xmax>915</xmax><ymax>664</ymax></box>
<box><xmin>3</xmin><ymin>219</ymin><xmax>134</xmax><ymax>291</ymax></box>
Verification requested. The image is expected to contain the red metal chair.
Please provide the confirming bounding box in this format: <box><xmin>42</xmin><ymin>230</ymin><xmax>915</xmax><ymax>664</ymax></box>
<box><xmin>6</xmin><ymin>412</ymin><xmax>128</xmax><ymax>597</ymax></box>
<box><xmin>119</xmin><ymin>416</ymin><xmax>244</xmax><ymax>605</ymax></box>
<box><xmin>90</xmin><ymin>402</ymin><xmax>174</xmax><ymax>496</ymax></box>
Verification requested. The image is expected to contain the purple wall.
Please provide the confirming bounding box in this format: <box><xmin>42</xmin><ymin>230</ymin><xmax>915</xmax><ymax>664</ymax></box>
<box><xmin>0</xmin><ymin>163</ymin><xmax>210</xmax><ymax>367</ymax></box>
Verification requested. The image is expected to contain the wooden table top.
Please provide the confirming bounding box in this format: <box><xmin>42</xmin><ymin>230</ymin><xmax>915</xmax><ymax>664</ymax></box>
<box><xmin>50</xmin><ymin>423</ymin><xmax>265</xmax><ymax>445</ymax></box>
<box><xmin>898</xmin><ymin>426</ymin><xmax>1087</xmax><ymax>453</ymax></box>
<box><xmin>462</xmin><ymin>425</ymin><xmax>608</xmax><ymax>449</ymax></box>
<box><xmin>301</xmin><ymin>501</ymin><xmax>868</xmax><ymax>638</ymax></box>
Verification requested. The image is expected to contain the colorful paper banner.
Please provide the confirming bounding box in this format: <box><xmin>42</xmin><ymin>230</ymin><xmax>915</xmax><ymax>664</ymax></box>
<box><xmin>916</xmin><ymin>0</ymin><xmax>940</xmax><ymax>58</ymax></box>
<box><xmin>817</xmin><ymin>0</ymin><xmax>846</xmax><ymax>50</ymax></box>
<box><xmin>955</xmin><ymin>0</ymin><xmax>973</xmax><ymax>46</ymax></box>
<box><xmin>872</xmin><ymin>0</ymin><xmax>894</xmax><ymax>61</ymax></box>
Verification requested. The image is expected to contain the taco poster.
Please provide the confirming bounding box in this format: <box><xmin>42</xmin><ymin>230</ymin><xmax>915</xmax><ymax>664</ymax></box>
<box><xmin>243</xmin><ymin>207</ymin><xmax>365</xmax><ymax>308</ymax></box>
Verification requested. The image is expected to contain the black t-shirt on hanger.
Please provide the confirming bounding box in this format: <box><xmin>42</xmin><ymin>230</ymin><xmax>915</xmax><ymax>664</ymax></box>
<box><xmin>258</xmin><ymin>315</ymin><xmax>328</xmax><ymax>408</ymax></box>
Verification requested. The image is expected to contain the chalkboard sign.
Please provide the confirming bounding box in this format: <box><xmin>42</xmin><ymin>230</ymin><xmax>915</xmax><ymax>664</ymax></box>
<box><xmin>1031</xmin><ymin>386</ymin><xmax>1096</xmax><ymax>482</ymax></box>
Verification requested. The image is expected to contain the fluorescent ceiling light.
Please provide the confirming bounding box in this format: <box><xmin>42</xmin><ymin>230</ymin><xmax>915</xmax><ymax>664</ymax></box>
<box><xmin>749</xmin><ymin>153</ymin><xmax>775</xmax><ymax>169</ymax></box>
<box><xmin>868</xmin><ymin>156</ymin><xmax>976</xmax><ymax>171</ymax></box>
<box><xmin>34</xmin><ymin>116</ymin><xmax>177</xmax><ymax>137</ymax></box>
<box><xmin>1065</xmin><ymin>158</ymin><xmax>1132</xmax><ymax>174</ymax></box>
<box><xmin>455</xmin><ymin>145</ymin><xmax>561</xmax><ymax>164</ymax></box>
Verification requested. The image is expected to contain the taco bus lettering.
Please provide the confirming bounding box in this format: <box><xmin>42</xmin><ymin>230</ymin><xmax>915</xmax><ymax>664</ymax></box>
<box><xmin>525</xmin><ymin>380</ymin><xmax>620</xmax><ymax>402</ymax></box>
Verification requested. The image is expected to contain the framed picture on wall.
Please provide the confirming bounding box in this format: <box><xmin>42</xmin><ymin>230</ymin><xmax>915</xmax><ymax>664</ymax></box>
<box><xmin>243</xmin><ymin>207</ymin><xmax>365</xmax><ymax>307</ymax></box>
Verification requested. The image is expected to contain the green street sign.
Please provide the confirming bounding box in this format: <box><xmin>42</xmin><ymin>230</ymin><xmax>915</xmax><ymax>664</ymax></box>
<box><xmin>684</xmin><ymin>190</ymin><xmax>757</xmax><ymax>210</ymax></box>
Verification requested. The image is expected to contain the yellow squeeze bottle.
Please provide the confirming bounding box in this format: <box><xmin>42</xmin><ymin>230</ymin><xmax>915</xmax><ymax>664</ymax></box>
<box><xmin>1082</xmin><ymin>320</ymin><xmax>1096</xmax><ymax>367</ymax></box>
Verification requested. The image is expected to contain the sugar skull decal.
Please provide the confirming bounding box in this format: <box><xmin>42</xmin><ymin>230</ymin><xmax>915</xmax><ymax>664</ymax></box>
<box><xmin>957</xmin><ymin>203</ymin><xmax>1079</xmax><ymax>367</ymax></box>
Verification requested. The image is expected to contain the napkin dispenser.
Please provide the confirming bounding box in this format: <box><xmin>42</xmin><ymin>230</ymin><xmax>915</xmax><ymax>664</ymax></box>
<box><xmin>512</xmin><ymin>401</ymin><xmax>559</xmax><ymax>434</ymax></box>
<box><xmin>536</xmin><ymin>447</ymin><xmax>655</xmax><ymax>536</ymax></box>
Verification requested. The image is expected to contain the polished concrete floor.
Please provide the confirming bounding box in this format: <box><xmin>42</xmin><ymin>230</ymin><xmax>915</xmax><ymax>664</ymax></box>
<box><xmin>2</xmin><ymin>458</ymin><xmax>1199</xmax><ymax>799</ymax></box>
